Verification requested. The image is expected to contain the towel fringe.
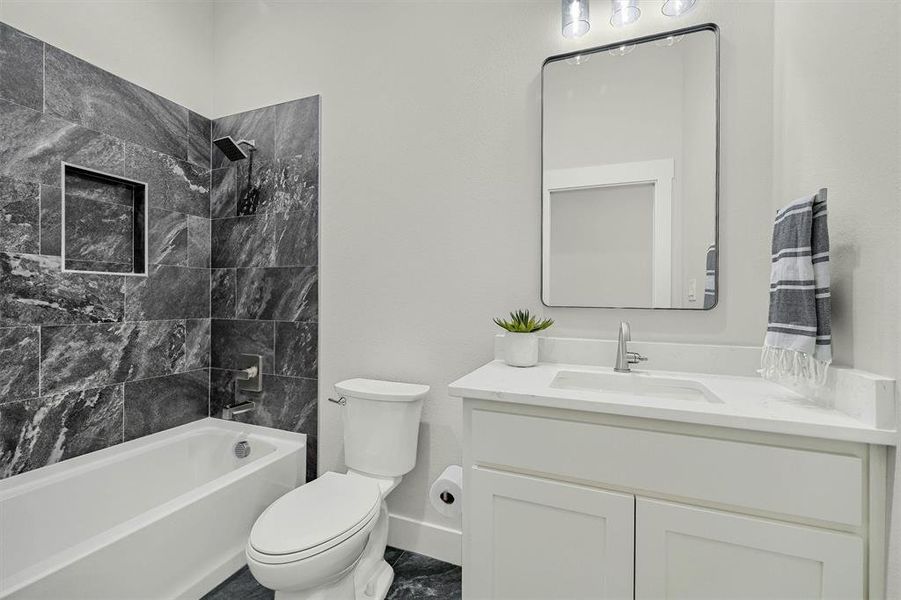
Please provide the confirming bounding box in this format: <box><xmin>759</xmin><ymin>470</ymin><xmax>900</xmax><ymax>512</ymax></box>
<box><xmin>759</xmin><ymin>346</ymin><xmax>830</xmax><ymax>387</ymax></box>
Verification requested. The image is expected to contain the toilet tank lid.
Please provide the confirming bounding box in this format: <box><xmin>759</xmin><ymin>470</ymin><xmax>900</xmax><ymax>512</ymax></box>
<box><xmin>335</xmin><ymin>378</ymin><xmax>429</xmax><ymax>402</ymax></box>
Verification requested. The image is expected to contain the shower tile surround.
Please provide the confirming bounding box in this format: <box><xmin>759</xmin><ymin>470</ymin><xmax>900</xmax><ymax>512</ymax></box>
<box><xmin>209</xmin><ymin>96</ymin><xmax>320</xmax><ymax>483</ymax></box>
<box><xmin>0</xmin><ymin>22</ymin><xmax>320</xmax><ymax>481</ymax></box>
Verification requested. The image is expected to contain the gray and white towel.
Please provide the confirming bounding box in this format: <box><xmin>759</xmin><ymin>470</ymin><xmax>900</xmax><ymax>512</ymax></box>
<box><xmin>704</xmin><ymin>244</ymin><xmax>717</xmax><ymax>309</ymax></box>
<box><xmin>760</xmin><ymin>189</ymin><xmax>832</xmax><ymax>386</ymax></box>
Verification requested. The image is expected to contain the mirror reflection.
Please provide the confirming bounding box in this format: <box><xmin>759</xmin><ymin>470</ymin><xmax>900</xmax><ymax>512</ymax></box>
<box><xmin>542</xmin><ymin>26</ymin><xmax>718</xmax><ymax>309</ymax></box>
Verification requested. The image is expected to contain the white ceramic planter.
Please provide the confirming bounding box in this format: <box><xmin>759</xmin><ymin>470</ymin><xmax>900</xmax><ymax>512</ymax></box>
<box><xmin>504</xmin><ymin>332</ymin><xmax>539</xmax><ymax>367</ymax></box>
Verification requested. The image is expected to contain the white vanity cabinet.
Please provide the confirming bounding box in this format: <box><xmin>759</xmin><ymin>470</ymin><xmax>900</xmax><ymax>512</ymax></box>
<box><xmin>461</xmin><ymin>401</ymin><xmax>888</xmax><ymax>600</ymax></box>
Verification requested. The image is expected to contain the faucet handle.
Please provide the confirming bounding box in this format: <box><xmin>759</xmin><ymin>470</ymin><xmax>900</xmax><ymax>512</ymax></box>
<box><xmin>626</xmin><ymin>351</ymin><xmax>647</xmax><ymax>365</ymax></box>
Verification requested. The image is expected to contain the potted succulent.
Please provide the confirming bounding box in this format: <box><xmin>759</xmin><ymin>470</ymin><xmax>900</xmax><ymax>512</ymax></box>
<box><xmin>494</xmin><ymin>309</ymin><xmax>554</xmax><ymax>368</ymax></box>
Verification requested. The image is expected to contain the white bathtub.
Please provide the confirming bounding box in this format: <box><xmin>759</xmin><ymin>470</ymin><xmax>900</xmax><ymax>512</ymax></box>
<box><xmin>0</xmin><ymin>418</ymin><xmax>306</xmax><ymax>600</ymax></box>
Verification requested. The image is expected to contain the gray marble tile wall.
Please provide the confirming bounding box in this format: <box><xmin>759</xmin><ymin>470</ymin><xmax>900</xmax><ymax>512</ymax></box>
<box><xmin>0</xmin><ymin>22</ymin><xmax>213</xmax><ymax>479</ymax></box>
<box><xmin>209</xmin><ymin>96</ymin><xmax>319</xmax><ymax>482</ymax></box>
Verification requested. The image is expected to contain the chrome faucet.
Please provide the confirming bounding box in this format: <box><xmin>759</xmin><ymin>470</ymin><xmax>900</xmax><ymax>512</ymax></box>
<box><xmin>614</xmin><ymin>321</ymin><xmax>647</xmax><ymax>373</ymax></box>
<box><xmin>221</xmin><ymin>400</ymin><xmax>256</xmax><ymax>420</ymax></box>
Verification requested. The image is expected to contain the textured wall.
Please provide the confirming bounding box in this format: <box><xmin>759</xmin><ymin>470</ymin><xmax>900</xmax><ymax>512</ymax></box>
<box><xmin>208</xmin><ymin>97</ymin><xmax>320</xmax><ymax>483</ymax></box>
<box><xmin>0</xmin><ymin>22</ymin><xmax>212</xmax><ymax>478</ymax></box>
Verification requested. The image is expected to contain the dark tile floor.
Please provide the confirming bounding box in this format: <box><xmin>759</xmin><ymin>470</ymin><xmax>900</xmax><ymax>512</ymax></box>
<box><xmin>202</xmin><ymin>547</ymin><xmax>462</xmax><ymax>600</ymax></box>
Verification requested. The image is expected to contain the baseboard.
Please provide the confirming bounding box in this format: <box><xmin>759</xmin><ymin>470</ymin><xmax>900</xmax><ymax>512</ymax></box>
<box><xmin>387</xmin><ymin>513</ymin><xmax>462</xmax><ymax>566</ymax></box>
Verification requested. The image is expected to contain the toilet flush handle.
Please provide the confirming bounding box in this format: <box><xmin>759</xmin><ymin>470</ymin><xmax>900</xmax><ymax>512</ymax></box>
<box><xmin>328</xmin><ymin>396</ymin><xmax>346</xmax><ymax>406</ymax></box>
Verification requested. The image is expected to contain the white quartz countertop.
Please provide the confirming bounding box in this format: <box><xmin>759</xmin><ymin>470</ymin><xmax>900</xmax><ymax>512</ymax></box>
<box><xmin>449</xmin><ymin>360</ymin><xmax>898</xmax><ymax>446</ymax></box>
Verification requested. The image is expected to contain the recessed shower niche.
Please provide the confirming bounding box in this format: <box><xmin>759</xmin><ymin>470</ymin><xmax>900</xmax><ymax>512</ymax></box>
<box><xmin>61</xmin><ymin>163</ymin><xmax>148</xmax><ymax>275</ymax></box>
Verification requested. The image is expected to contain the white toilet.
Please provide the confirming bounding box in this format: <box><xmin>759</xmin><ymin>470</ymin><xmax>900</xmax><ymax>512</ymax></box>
<box><xmin>246</xmin><ymin>378</ymin><xmax>428</xmax><ymax>600</ymax></box>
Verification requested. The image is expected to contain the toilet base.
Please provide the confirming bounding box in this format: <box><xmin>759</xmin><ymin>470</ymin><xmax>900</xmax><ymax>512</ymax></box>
<box><xmin>356</xmin><ymin>559</ymin><xmax>394</xmax><ymax>600</ymax></box>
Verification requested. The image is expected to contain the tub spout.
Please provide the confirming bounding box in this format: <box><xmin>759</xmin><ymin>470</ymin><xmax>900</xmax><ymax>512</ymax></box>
<box><xmin>220</xmin><ymin>401</ymin><xmax>256</xmax><ymax>420</ymax></box>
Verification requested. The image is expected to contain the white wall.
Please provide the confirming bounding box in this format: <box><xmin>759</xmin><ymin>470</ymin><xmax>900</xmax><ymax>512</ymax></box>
<box><xmin>0</xmin><ymin>0</ymin><xmax>214</xmax><ymax>115</ymax></box>
<box><xmin>209</xmin><ymin>0</ymin><xmax>777</xmax><ymax>549</ymax></box>
<box><xmin>770</xmin><ymin>1</ymin><xmax>901</xmax><ymax>593</ymax></box>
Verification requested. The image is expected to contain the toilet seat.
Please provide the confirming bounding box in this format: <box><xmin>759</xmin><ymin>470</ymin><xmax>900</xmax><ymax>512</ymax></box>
<box><xmin>248</xmin><ymin>472</ymin><xmax>381</xmax><ymax>566</ymax></box>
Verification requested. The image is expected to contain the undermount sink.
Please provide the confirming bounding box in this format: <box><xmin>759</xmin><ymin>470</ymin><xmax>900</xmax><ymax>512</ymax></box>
<box><xmin>550</xmin><ymin>370</ymin><xmax>724</xmax><ymax>404</ymax></box>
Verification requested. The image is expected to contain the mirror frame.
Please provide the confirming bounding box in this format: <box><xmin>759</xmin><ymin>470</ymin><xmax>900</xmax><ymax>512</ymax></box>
<box><xmin>540</xmin><ymin>23</ymin><xmax>720</xmax><ymax>310</ymax></box>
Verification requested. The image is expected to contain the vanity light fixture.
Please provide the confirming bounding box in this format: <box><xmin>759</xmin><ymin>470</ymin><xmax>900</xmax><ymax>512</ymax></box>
<box><xmin>661</xmin><ymin>0</ymin><xmax>696</xmax><ymax>17</ymax></box>
<box><xmin>562</xmin><ymin>0</ymin><xmax>591</xmax><ymax>39</ymax></box>
<box><xmin>610</xmin><ymin>0</ymin><xmax>640</xmax><ymax>27</ymax></box>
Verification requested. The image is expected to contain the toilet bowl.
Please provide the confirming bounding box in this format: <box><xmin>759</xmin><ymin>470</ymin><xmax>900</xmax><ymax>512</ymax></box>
<box><xmin>246</xmin><ymin>378</ymin><xmax>428</xmax><ymax>600</ymax></box>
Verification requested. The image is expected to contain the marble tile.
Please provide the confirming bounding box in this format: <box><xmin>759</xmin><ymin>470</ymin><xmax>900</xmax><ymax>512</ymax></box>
<box><xmin>124</xmin><ymin>265</ymin><xmax>209</xmax><ymax>321</ymax></box>
<box><xmin>40</xmin><ymin>185</ymin><xmax>61</xmax><ymax>256</ymax></box>
<box><xmin>211</xmin><ymin>268</ymin><xmax>237</xmax><ymax>319</ymax></box>
<box><xmin>0</xmin><ymin>176</ymin><xmax>39</xmax><ymax>253</ymax></box>
<box><xmin>211</xmin><ymin>214</ymin><xmax>275</xmax><ymax>268</ymax></box>
<box><xmin>148</xmin><ymin>207</ymin><xmax>188</xmax><ymax>266</ymax></box>
<box><xmin>0</xmin><ymin>252</ymin><xmax>125</xmax><ymax>326</ymax></box>
<box><xmin>0</xmin><ymin>326</ymin><xmax>39</xmax><ymax>404</ymax></box>
<box><xmin>188</xmin><ymin>111</ymin><xmax>211</xmax><ymax>170</ymax></box>
<box><xmin>275</xmin><ymin>96</ymin><xmax>320</xmax><ymax>161</ymax></box>
<box><xmin>185</xmin><ymin>318</ymin><xmax>210</xmax><ymax>370</ymax></box>
<box><xmin>45</xmin><ymin>45</ymin><xmax>189</xmax><ymax>160</ymax></box>
<box><xmin>212</xmin><ymin>106</ymin><xmax>275</xmax><ymax>169</ymax></box>
<box><xmin>384</xmin><ymin>546</ymin><xmax>405</xmax><ymax>566</ymax></box>
<box><xmin>0</xmin><ymin>23</ymin><xmax>43</xmax><ymax>112</ymax></box>
<box><xmin>234</xmin><ymin>156</ymin><xmax>317</xmax><ymax>217</ymax></box>
<box><xmin>200</xmin><ymin>549</ymin><xmax>460</xmax><ymax>600</ymax></box>
<box><xmin>209</xmin><ymin>370</ymin><xmax>317</xmax><ymax>482</ymax></box>
<box><xmin>235</xmin><ymin>267</ymin><xmax>317</xmax><ymax>322</ymax></box>
<box><xmin>65</xmin><ymin>170</ymin><xmax>134</xmax><ymax>206</ymax></box>
<box><xmin>387</xmin><ymin>550</ymin><xmax>462</xmax><ymax>600</ymax></box>
<box><xmin>201</xmin><ymin>566</ymin><xmax>273</xmax><ymax>600</ymax></box>
<box><xmin>187</xmin><ymin>215</ymin><xmax>210</xmax><ymax>268</ymax></box>
<box><xmin>275</xmin><ymin>322</ymin><xmax>317</xmax><ymax>379</ymax></box>
<box><xmin>210</xmin><ymin>319</ymin><xmax>274</xmax><ymax>374</ymax></box>
<box><xmin>0</xmin><ymin>99</ymin><xmax>129</xmax><ymax>188</ymax></box>
<box><xmin>124</xmin><ymin>370</ymin><xmax>208</xmax><ymax>441</ymax></box>
<box><xmin>273</xmin><ymin>155</ymin><xmax>318</xmax><ymax>214</ymax></box>
<box><xmin>125</xmin><ymin>144</ymin><xmax>209</xmax><ymax>218</ymax></box>
<box><xmin>236</xmin><ymin>158</ymin><xmax>277</xmax><ymax>216</ymax></box>
<box><xmin>210</xmin><ymin>167</ymin><xmax>238</xmax><ymax>219</ymax></box>
<box><xmin>0</xmin><ymin>385</ymin><xmax>124</xmax><ymax>479</ymax></box>
<box><xmin>40</xmin><ymin>320</ymin><xmax>186</xmax><ymax>396</ymax></box>
<box><xmin>64</xmin><ymin>259</ymin><xmax>134</xmax><ymax>273</ymax></box>
<box><xmin>64</xmin><ymin>196</ymin><xmax>134</xmax><ymax>266</ymax></box>
<box><xmin>275</xmin><ymin>210</ymin><xmax>318</xmax><ymax>267</ymax></box>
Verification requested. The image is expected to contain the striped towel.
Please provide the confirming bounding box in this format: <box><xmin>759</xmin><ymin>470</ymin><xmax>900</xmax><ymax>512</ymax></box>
<box><xmin>760</xmin><ymin>189</ymin><xmax>832</xmax><ymax>386</ymax></box>
<box><xmin>703</xmin><ymin>244</ymin><xmax>717</xmax><ymax>309</ymax></box>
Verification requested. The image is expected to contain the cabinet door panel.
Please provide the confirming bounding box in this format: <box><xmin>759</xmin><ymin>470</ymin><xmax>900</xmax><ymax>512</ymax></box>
<box><xmin>635</xmin><ymin>498</ymin><xmax>864</xmax><ymax>599</ymax></box>
<box><xmin>467</xmin><ymin>468</ymin><xmax>634</xmax><ymax>600</ymax></box>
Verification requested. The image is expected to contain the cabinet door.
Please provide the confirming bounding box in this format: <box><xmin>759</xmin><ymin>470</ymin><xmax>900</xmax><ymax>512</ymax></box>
<box><xmin>635</xmin><ymin>498</ymin><xmax>864</xmax><ymax>599</ymax></box>
<box><xmin>467</xmin><ymin>468</ymin><xmax>634</xmax><ymax>600</ymax></box>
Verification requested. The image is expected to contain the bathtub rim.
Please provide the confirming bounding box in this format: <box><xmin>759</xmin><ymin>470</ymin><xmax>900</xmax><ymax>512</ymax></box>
<box><xmin>0</xmin><ymin>418</ymin><xmax>306</xmax><ymax>598</ymax></box>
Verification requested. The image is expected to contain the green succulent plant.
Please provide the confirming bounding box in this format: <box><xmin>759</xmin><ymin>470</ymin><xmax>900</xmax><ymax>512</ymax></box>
<box><xmin>493</xmin><ymin>309</ymin><xmax>554</xmax><ymax>333</ymax></box>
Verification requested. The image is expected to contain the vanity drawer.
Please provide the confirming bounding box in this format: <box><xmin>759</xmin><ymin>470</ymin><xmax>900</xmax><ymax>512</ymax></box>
<box><xmin>470</xmin><ymin>409</ymin><xmax>864</xmax><ymax>526</ymax></box>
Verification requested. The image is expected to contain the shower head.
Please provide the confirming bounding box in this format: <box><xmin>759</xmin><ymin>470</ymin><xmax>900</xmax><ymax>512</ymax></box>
<box><xmin>213</xmin><ymin>136</ymin><xmax>256</xmax><ymax>161</ymax></box>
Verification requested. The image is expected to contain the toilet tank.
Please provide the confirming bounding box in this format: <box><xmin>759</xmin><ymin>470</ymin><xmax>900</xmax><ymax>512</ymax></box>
<box><xmin>334</xmin><ymin>379</ymin><xmax>428</xmax><ymax>478</ymax></box>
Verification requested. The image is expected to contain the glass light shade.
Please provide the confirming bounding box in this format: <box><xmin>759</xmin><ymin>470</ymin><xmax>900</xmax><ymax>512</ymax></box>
<box><xmin>562</xmin><ymin>0</ymin><xmax>590</xmax><ymax>39</ymax></box>
<box><xmin>607</xmin><ymin>44</ymin><xmax>636</xmax><ymax>56</ymax></box>
<box><xmin>662</xmin><ymin>0</ymin><xmax>696</xmax><ymax>17</ymax></box>
<box><xmin>610</xmin><ymin>0</ymin><xmax>640</xmax><ymax>27</ymax></box>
